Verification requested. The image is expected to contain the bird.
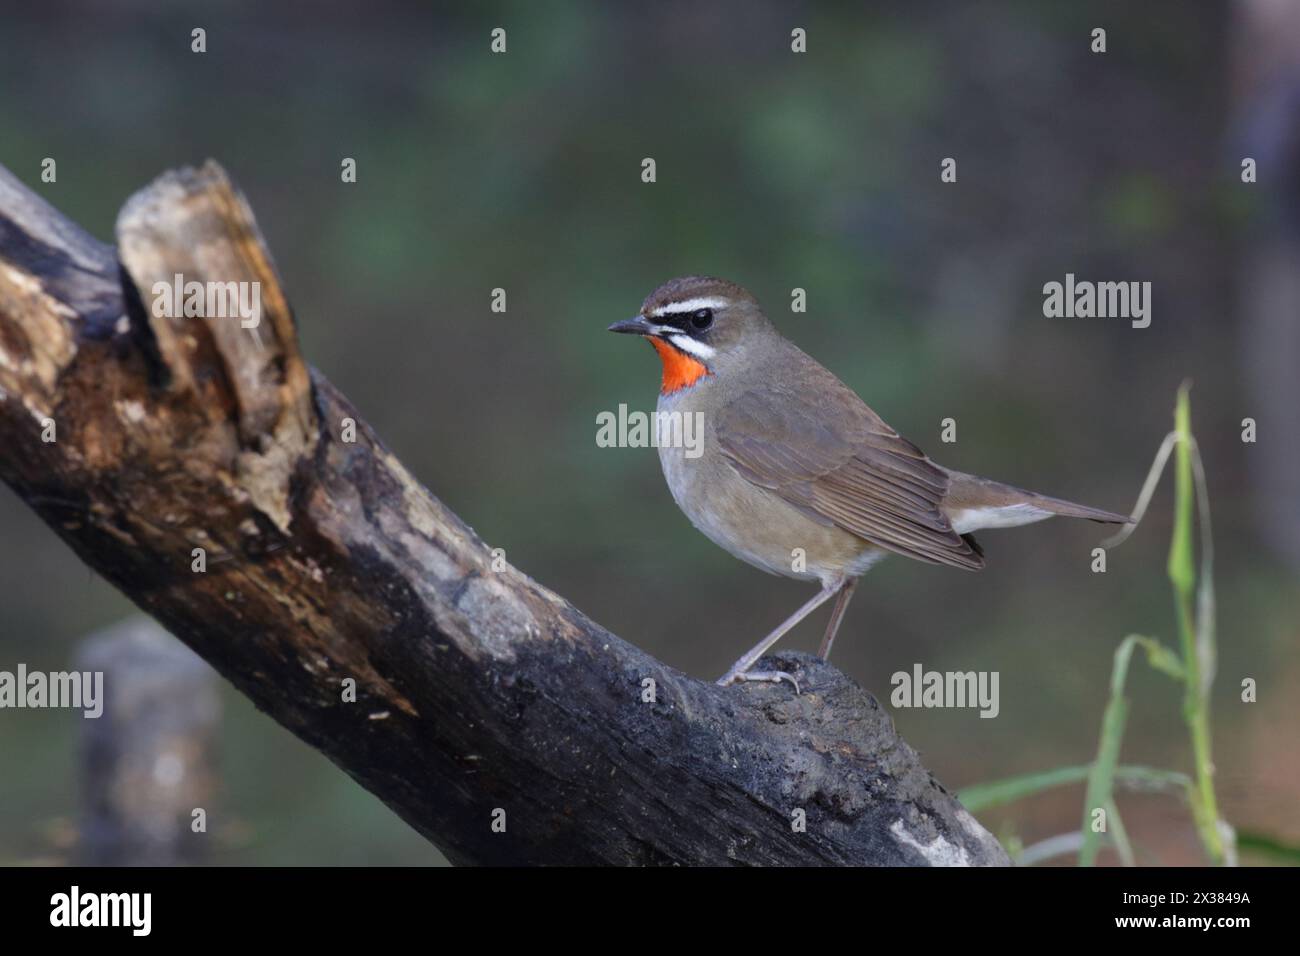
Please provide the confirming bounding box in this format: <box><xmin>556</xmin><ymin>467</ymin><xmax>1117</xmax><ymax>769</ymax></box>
<box><xmin>609</xmin><ymin>275</ymin><xmax>1132</xmax><ymax>691</ymax></box>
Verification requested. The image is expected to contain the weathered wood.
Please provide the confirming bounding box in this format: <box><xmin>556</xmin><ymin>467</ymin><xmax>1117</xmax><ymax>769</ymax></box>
<box><xmin>0</xmin><ymin>161</ymin><xmax>1009</xmax><ymax>866</ymax></box>
<box><xmin>77</xmin><ymin>617</ymin><xmax>220</xmax><ymax>866</ymax></box>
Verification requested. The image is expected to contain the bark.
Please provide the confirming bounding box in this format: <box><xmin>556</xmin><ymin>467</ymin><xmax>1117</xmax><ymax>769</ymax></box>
<box><xmin>0</xmin><ymin>161</ymin><xmax>1009</xmax><ymax>866</ymax></box>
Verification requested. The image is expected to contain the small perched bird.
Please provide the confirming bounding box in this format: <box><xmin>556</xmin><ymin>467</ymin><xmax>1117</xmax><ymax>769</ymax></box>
<box><xmin>610</xmin><ymin>276</ymin><xmax>1132</xmax><ymax>690</ymax></box>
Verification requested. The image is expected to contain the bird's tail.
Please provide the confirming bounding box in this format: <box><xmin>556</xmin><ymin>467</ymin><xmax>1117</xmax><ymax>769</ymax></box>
<box><xmin>943</xmin><ymin>471</ymin><xmax>1133</xmax><ymax>530</ymax></box>
<box><xmin>1021</xmin><ymin>490</ymin><xmax>1132</xmax><ymax>524</ymax></box>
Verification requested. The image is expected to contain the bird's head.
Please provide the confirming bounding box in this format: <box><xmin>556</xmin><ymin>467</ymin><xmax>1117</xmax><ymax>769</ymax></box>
<box><xmin>608</xmin><ymin>276</ymin><xmax>772</xmax><ymax>395</ymax></box>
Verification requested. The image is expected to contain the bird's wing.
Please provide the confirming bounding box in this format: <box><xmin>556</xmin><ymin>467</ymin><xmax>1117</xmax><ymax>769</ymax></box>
<box><xmin>714</xmin><ymin>371</ymin><xmax>984</xmax><ymax>571</ymax></box>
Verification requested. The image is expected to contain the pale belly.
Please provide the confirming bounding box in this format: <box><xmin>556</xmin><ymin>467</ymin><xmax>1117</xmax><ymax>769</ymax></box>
<box><xmin>657</xmin><ymin>438</ymin><xmax>883</xmax><ymax>585</ymax></box>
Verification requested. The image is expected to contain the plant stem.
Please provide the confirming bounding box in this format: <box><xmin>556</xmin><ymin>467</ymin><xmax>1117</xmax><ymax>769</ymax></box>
<box><xmin>1080</xmin><ymin>636</ymin><xmax>1136</xmax><ymax>865</ymax></box>
<box><xmin>1169</xmin><ymin>383</ymin><xmax>1225</xmax><ymax>864</ymax></box>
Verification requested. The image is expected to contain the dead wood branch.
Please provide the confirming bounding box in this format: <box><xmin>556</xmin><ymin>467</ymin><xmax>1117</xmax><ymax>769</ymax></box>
<box><xmin>0</xmin><ymin>162</ymin><xmax>1009</xmax><ymax>866</ymax></box>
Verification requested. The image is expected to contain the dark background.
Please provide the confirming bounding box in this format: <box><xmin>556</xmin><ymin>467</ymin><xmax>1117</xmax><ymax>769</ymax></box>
<box><xmin>1</xmin><ymin>0</ymin><xmax>1296</xmax><ymax>865</ymax></box>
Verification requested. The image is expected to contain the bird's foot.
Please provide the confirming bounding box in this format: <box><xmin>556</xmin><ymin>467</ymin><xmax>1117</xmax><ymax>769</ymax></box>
<box><xmin>717</xmin><ymin>669</ymin><xmax>801</xmax><ymax>694</ymax></box>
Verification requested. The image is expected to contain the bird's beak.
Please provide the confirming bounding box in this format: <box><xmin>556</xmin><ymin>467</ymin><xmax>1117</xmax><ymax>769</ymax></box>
<box><xmin>608</xmin><ymin>315</ymin><xmax>659</xmax><ymax>336</ymax></box>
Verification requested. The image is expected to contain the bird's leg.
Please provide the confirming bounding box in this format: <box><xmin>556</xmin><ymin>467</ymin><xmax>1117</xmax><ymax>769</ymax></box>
<box><xmin>716</xmin><ymin>582</ymin><xmax>841</xmax><ymax>690</ymax></box>
<box><xmin>817</xmin><ymin>578</ymin><xmax>858</xmax><ymax>660</ymax></box>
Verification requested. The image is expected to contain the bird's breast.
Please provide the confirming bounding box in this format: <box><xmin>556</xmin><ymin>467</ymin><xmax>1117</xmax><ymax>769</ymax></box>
<box><xmin>655</xmin><ymin>390</ymin><xmax>877</xmax><ymax>583</ymax></box>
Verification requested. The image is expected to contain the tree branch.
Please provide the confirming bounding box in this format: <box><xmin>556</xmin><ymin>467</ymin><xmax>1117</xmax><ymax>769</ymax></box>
<box><xmin>0</xmin><ymin>161</ymin><xmax>1009</xmax><ymax>866</ymax></box>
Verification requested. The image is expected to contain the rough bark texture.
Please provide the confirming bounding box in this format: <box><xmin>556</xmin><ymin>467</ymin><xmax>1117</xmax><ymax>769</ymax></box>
<box><xmin>0</xmin><ymin>161</ymin><xmax>1010</xmax><ymax>866</ymax></box>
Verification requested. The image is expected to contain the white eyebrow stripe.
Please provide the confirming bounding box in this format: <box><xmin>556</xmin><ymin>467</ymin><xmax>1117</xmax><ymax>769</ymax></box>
<box><xmin>668</xmin><ymin>334</ymin><xmax>716</xmax><ymax>360</ymax></box>
<box><xmin>648</xmin><ymin>296</ymin><xmax>729</xmax><ymax>318</ymax></box>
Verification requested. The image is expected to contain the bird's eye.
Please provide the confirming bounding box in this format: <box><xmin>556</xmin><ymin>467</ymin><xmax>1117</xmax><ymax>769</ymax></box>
<box><xmin>691</xmin><ymin>308</ymin><xmax>714</xmax><ymax>331</ymax></box>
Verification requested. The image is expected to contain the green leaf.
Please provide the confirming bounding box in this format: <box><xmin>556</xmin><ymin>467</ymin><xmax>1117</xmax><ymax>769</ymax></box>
<box><xmin>959</xmin><ymin>763</ymin><xmax>1189</xmax><ymax>813</ymax></box>
<box><xmin>1236</xmin><ymin>830</ymin><xmax>1300</xmax><ymax>864</ymax></box>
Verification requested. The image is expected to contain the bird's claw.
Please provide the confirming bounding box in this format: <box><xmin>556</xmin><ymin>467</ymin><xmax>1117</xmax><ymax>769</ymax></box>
<box><xmin>719</xmin><ymin>669</ymin><xmax>801</xmax><ymax>694</ymax></box>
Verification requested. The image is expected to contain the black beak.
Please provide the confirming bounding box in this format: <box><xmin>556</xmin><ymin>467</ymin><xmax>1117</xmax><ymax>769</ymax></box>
<box><xmin>608</xmin><ymin>315</ymin><xmax>659</xmax><ymax>336</ymax></box>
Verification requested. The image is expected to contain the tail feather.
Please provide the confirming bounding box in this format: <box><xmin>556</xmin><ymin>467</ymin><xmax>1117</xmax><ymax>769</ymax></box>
<box><xmin>1025</xmin><ymin>491</ymin><xmax>1133</xmax><ymax>524</ymax></box>
<box><xmin>943</xmin><ymin>471</ymin><xmax>1132</xmax><ymax>532</ymax></box>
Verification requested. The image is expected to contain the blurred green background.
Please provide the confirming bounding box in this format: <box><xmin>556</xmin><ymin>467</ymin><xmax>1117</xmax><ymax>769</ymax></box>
<box><xmin>1</xmin><ymin>0</ymin><xmax>1296</xmax><ymax>865</ymax></box>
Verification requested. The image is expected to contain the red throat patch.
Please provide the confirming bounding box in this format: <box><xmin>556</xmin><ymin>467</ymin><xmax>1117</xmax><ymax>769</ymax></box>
<box><xmin>648</xmin><ymin>337</ymin><xmax>710</xmax><ymax>395</ymax></box>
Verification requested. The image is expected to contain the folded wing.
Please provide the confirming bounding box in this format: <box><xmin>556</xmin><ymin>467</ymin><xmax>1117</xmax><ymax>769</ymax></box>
<box><xmin>714</xmin><ymin>370</ymin><xmax>984</xmax><ymax>571</ymax></box>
